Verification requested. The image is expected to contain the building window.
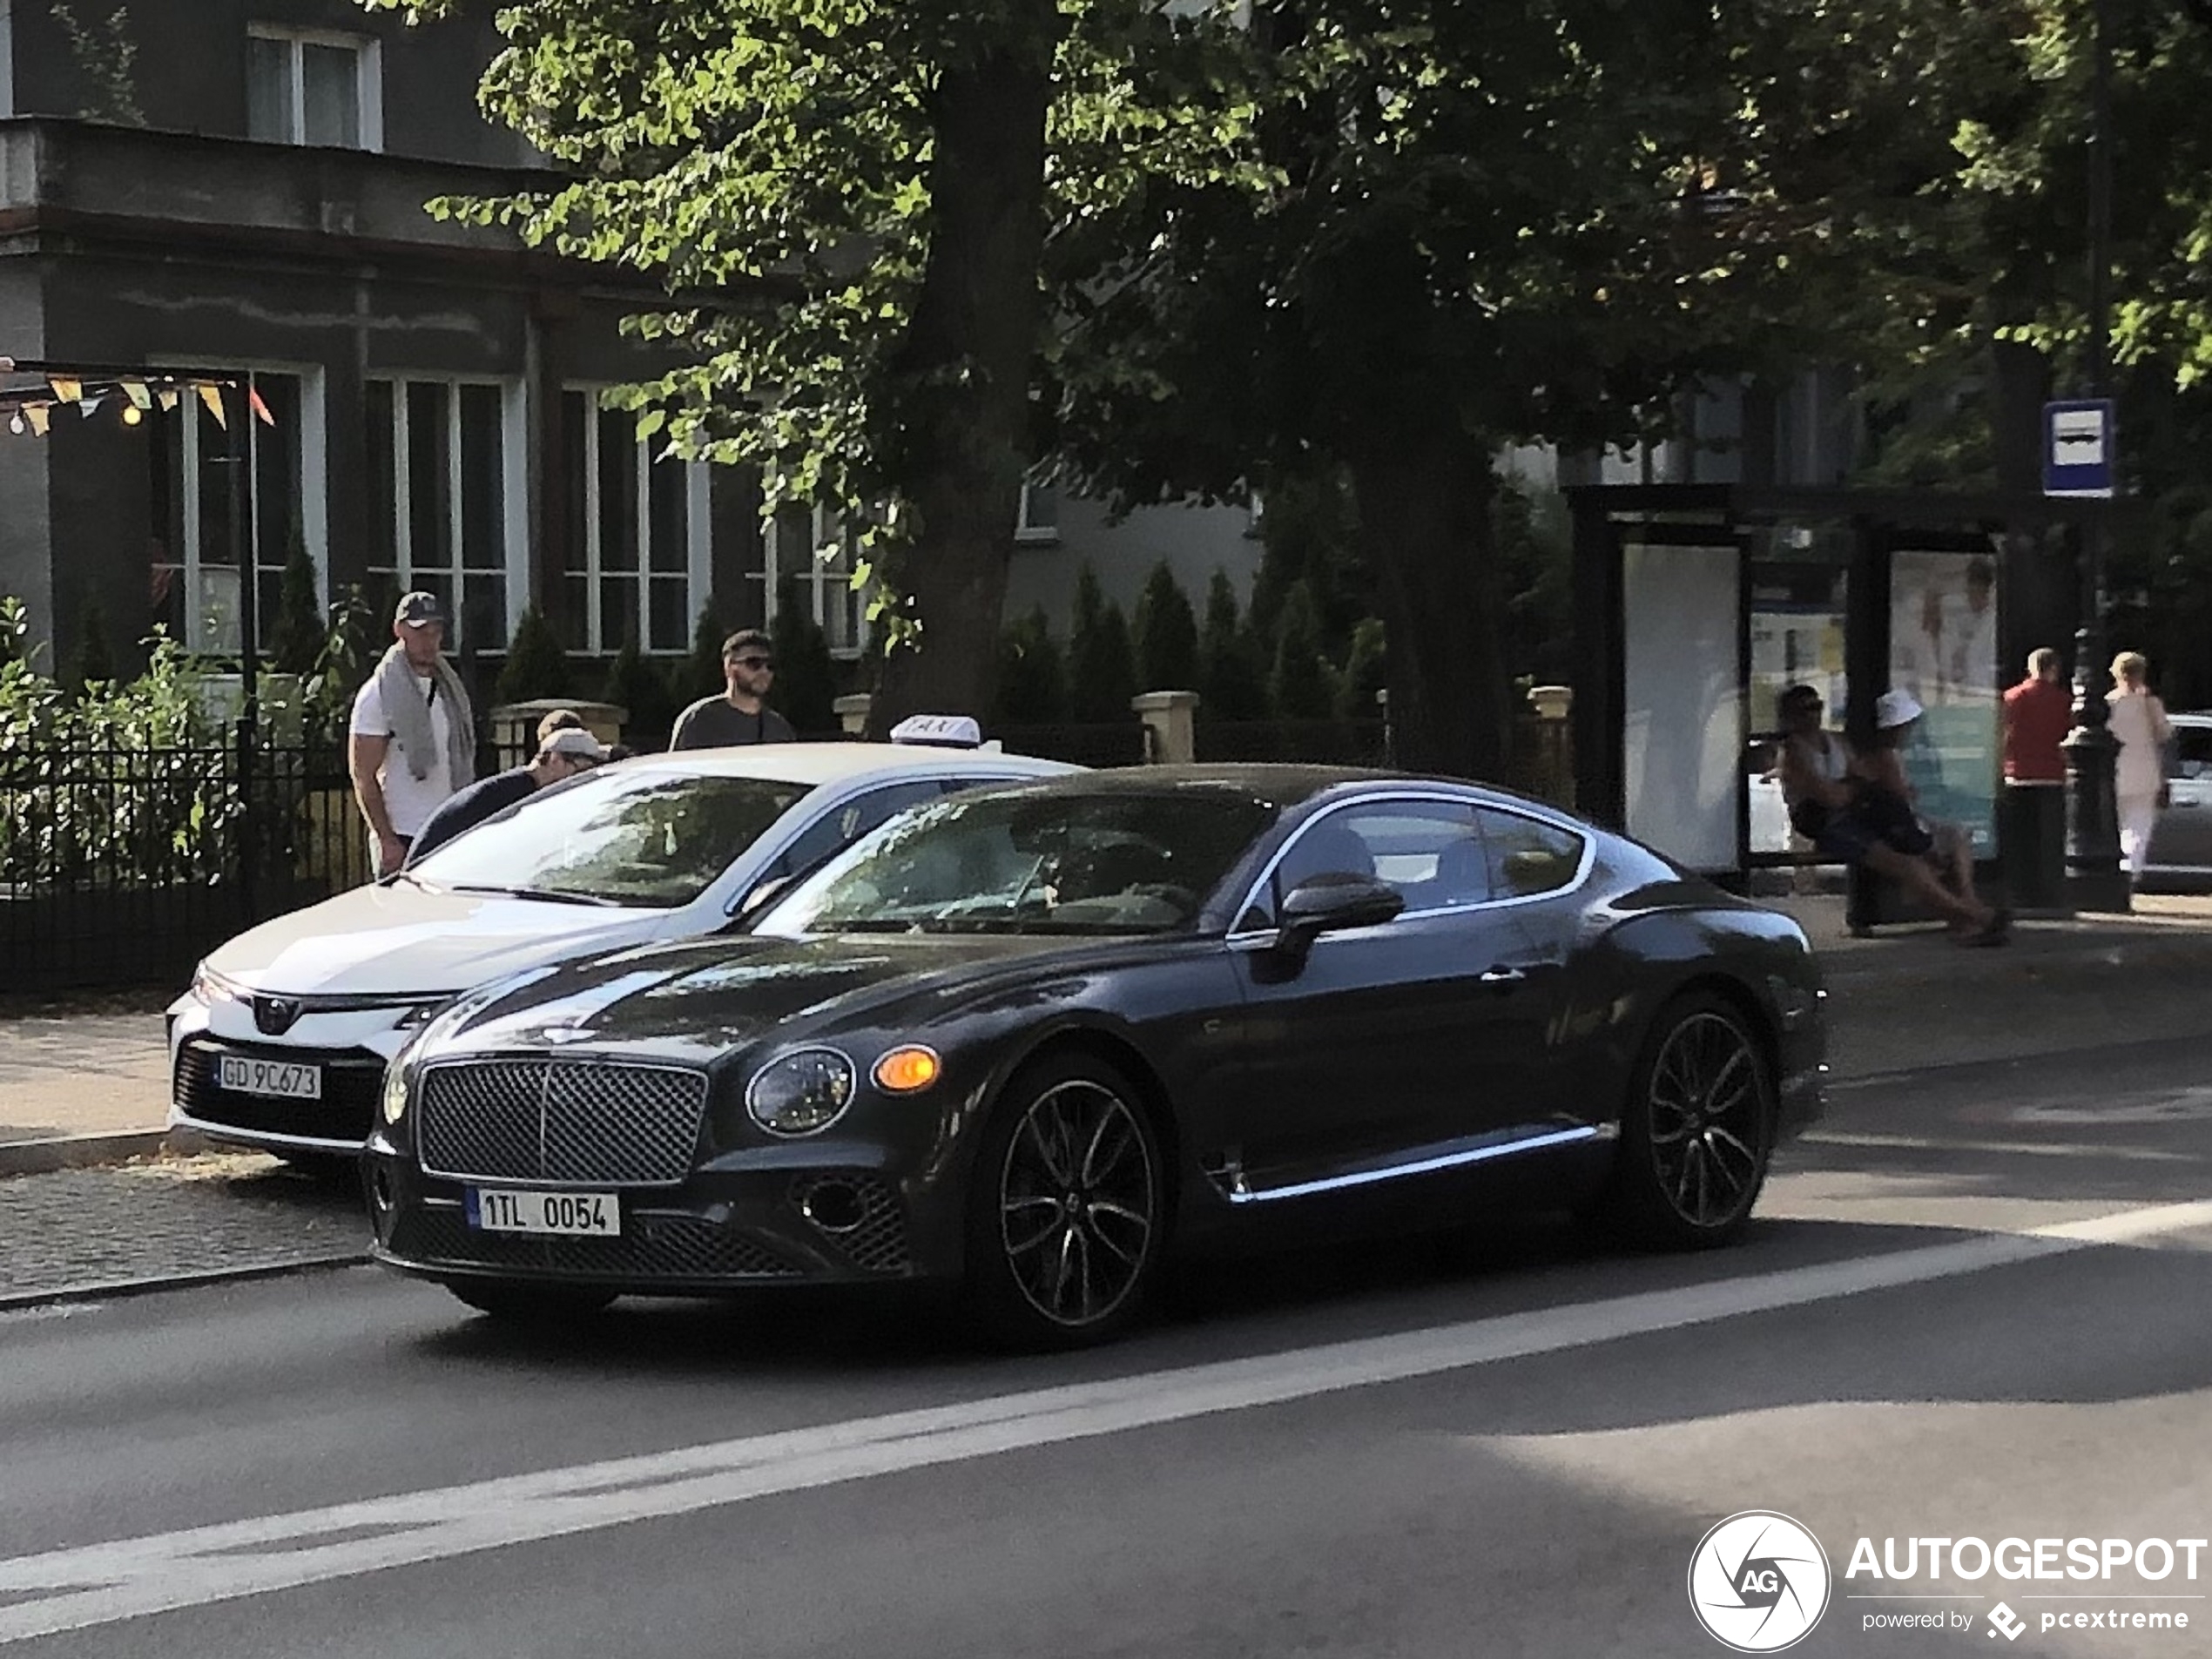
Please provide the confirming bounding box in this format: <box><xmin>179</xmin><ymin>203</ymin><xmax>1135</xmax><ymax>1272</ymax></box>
<box><xmin>147</xmin><ymin>372</ymin><xmax>324</xmax><ymax>656</ymax></box>
<box><xmin>365</xmin><ymin>379</ymin><xmax>523</xmax><ymax>649</ymax></box>
<box><xmin>246</xmin><ymin>27</ymin><xmax>381</xmax><ymax>151</ymax></box>
<box><xmin>759</xmin><ymin>505</ymin><xmax>871</xmax><ymax>659</ymax></box>
<box><xmin>558</xmin><ymin>391</ymin><xmax>706</xmax><ymax>656</ymax></box>
<box><xmin>1015</xmin><ymin>482</ymin><xmax>1060</xmax><ymax>545</ymax></box>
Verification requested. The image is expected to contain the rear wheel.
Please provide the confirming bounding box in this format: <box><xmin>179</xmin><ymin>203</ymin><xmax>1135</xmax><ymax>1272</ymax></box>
<box><xmin>444</xmin><ymin>1280</ymin><xmax>617</xmax><ymax>1324</ymax></box>
<box><xmin>1601</xmin><ymin>992</ymin><xmax>1774</xmax><ymax>1249</ymax></box>
<box><xmin>962</xmin><ymin>1054</ymin><xmax>1166</xmax><ymax>1351</ymax></box>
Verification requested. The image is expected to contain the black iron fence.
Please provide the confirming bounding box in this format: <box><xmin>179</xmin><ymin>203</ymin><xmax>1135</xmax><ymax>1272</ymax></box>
<box><xmin>0</xmin><ymin>728</ymin><xmax>368</xmax><ymax>993</ymax></box>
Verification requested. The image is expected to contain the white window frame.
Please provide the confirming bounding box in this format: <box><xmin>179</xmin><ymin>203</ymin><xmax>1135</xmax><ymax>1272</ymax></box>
<box><xmin>0</xmin><ymin>1</ymin><xmax>17</xmax><ymax>122</ymax></box>
<box><xmin>245</xmin><ymin>24</ymin><xmax>383</xmax><ymax>152</ymax></box>
<box><xmin>153</xmin><ymin>363</ymin><xmax>328</xmax><ymax>656</ymax></box>
<box><xmin>761</xmin><ymin>505</ymin><xmax>872</xmax><ymax>661</ymax></box>
<box><xmin>563</xmin><ymin>388</ymin><xmax>711</xmax><ymax>656</ymax></box>
<box><xmin>1015</xmin><ymin>482</ymin><xmax>1061</xmax><ymax>546</ymax></box>
<box><xmin>367</xmin><ymin>375</ymin><xmax>527</xmax><ymax>649</ymax></box>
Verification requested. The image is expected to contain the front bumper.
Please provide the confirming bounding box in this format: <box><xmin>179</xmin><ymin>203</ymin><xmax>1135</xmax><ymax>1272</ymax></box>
<box><xmin>168</xmin><ymin>997</ymin><xmax>422</xmax><ymax>1155</ymax></box>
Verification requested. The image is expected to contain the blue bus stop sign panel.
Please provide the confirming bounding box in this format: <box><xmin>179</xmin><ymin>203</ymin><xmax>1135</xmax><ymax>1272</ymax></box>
<box><xmin>2044</xmin><ymin>398</ymin><xmax>2115</xmax><ymax>497</ymax></box>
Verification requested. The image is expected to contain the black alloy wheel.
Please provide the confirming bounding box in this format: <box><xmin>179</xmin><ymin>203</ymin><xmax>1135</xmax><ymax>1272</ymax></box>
<box><xmin>1604</xmin><ymin>991</ymin><xmax>1774</xmax><ymax>1249</ymax></box>
<box><xmin>444</xmin><ymin>1280</ymin><xmax>617</xmax><ymax>1324</ymax></box>
<box><xmin>964</xmin><ymin>1053</ymin><xmax>1165</xmax><ymax>1350</ymax></box>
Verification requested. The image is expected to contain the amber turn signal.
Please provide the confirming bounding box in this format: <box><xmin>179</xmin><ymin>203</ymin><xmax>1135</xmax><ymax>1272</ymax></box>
<box><xmin>873</xmin><ymin>1045</ymin><xmax>942</xmax><ymax>1094</ymax></box>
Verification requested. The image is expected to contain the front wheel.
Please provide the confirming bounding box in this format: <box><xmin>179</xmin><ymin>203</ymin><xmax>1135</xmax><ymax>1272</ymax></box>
<box><xmin>962</xmin><ymin>1054</ymin><xmax>1167</xmax><ymax>1351</ymax></box>
<box><xmin>444</xmin><ymin>1280</ymin><xmax>617</xmax><ymax>1324</ymax></box>
<box><xmin>1600</xmin><ymin>993</ymin><xmax>1774</xmax><ymax>1250</ymax></box>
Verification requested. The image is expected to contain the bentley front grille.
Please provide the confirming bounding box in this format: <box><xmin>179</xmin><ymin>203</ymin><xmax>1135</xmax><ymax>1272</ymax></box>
<box><xmin>416</xmin><ymin>1060</ymin><xmax>709</xmax><ymax>1187</ymax></box>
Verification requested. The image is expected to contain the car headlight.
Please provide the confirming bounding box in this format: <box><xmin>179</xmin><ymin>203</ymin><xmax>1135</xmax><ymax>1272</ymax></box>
<box><xmin>745</xmin><ymin>1048</ymin><xmax>856</xmax><ymax>1137</ymax></box>
<box><xmin>381</xmin><ymin>1062</ymin><xmax>411</xmax><ymax>1126</ymax></box>
<box><xmin>191</xmin><ymin>962</ymin><xmax>246</xmax><ymax>1006</ymax></box>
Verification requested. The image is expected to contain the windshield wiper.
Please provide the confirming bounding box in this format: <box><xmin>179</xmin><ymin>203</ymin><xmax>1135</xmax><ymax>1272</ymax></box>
<box><xmin>446</xmin><ymin>884</ymin><xmax>623</xmax><ymax>908</ymax></box>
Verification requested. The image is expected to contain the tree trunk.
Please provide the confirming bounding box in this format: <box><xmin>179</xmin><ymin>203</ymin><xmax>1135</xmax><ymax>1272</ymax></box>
<box><xmin>1348</xmin><ymin>436</ymin><xmax>1514</xmax><ymax>782</ymax></box>
<box><xmin>866</xmin><ymin>9</ymin><xmax>1061</xmax><ymax>736</ymax></box>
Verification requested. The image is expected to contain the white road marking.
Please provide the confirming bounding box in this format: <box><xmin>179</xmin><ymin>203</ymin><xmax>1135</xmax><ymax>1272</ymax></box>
<box><xmin>1</xmin><ymin>1198</ymin><xmax>2209</xmax><ymax>1645</ymax></box>
<box><xmin>1798</xmin><ymin>1130</ymin><xmax>2195</xmax><ymax>1163</ymax></box>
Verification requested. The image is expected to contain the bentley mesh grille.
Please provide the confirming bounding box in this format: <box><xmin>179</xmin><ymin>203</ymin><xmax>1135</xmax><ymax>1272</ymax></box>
<box><xmin>390</xmin><ymin>1207</ymin><xmax>798</xmax><ymax>1279</ymax></box>
<box><xmin>416</xmin><ymin>1060</ymin><xmax>709</xmax><ymax>1186</ymax></box>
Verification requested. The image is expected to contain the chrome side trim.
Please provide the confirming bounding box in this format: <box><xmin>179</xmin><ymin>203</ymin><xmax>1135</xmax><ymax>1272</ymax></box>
<box><xmin>1224</xmin><ymin>1124</ymin><xmax>1603</xmax><ymax>1205</ymax></box>
<box><xmin>1224</xmin><ymin>787</ymin><xmax>1597</xmax><ymax>945</ymax></box>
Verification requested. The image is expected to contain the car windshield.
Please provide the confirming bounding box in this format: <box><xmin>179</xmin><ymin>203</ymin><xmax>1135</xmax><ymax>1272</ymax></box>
<box><xmin>409</xmin><ymin>769</ymin><xmax>810</xmax><ymax>908</ymax></box>
<box><xmin>756</xmin><ymin>787</ymin><xmax>1279</xmax><ymax>937</ymax></box>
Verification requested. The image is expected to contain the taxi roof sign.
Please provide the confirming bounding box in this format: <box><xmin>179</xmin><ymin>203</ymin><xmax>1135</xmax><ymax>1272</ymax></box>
<box><xmin>889</xmin><ymin>713</ymin><xmax>983</xmax><ymax>749</ymax></box>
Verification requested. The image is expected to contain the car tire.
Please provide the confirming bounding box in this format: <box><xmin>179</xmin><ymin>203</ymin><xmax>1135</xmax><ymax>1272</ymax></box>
<box><xmin>961</xmin><ymin>1052</ymin><xmax>1167</xmax><ymax>1352</ymax></box>
<box><xmin>444</xmin><ymin>1280</ymin><xmax>617</xmax><ymax>1323</ymax></box>
<box><xmin>1599</xmin><ymin>991</ymin><xmax>1775</xmax><ymax>1250</ymax></box>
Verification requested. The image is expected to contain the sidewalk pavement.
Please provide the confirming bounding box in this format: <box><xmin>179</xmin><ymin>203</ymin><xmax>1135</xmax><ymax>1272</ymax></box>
<box><xmin>3</xmin><ymin>893</ymin><xmax>2212</xmax><ymax>1179</ymax></box>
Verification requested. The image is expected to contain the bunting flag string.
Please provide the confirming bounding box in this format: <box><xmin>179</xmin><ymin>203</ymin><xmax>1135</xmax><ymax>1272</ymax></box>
<box><xmin>24</xmin><ymin>406</ymin><xmax>49</xmax><ymax>436</ymax></box>
<box><xmin>0</xmin><ymin>368</ymin><xmax>284</xmax><ymax>438</ymax></box>
<box><xmin>195</xmin><ymin>382</ymin><xmax>227</xmax><ymax>428</ymax></box>
<box><xmin>248</xmin><ymin>388</ymin><xmax>275</xmax><ymax>428</ymax></box>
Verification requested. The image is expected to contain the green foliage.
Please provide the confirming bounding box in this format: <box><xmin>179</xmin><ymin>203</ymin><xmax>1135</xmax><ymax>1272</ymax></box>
<box><xmin>994</xmin><ymin>606</ymin><xmax>1069</xmax><ymax>725</ymax></box>
<box><xmin>1248</xmin><ymin>471</ymin><xmax>1366</xmax><ymax>657</ymax></box>
<box><xmin>1494</xmin><ymin>481</ymin><xmax>1574</xmax><ymax>687</ymax></box>
<box><xmin>298</xmin><ymin>584</ymin><xmax>381</xmax><ymax>742</ymax></box>
<box><xmin>1132</xmin><ymin>563</ymin><xmax>1200</xmax><ymax>692</ymax></box>
<box><xmin>64</xmin><ymin>598</ymin><xmax>114</xmax><ymax>698</ymax></box>
<box><xmin>266</xmin><ymin>542</ymin><xmax>325</xmax><ymax>678</ymax></box>
<box><xmin>1267</xmin><ymin>581</ymin><xmax>1337</xmax><ymax>720</ymax></box>
<box><xmin>1339</xmin><ymin>618</ymin><xmax>1387</xmax><ymax>723</ymax></box>
<box><xmin>771</xmin><ymin>583</ymin><xmax>839</xmax><ymax>734</ymax></box>
<box><xmin>602</xmin><ymin>628</ymin><xmax>677</xmax><ymax>751</ymax></box>
<box><xmin>682</xmin><ymin>600</ymin><xmax>729</xmax><ymax>707</ymax></box>
<box><xmin>1197</xmin><ymin>570</ymin><xmax>1269</xmax><ymax>721</ymax></box>
<box><xmin>50</xmin><ymin>3</ymin><xmax>143</xmax><ymax>125</ymax></box>
<box><xmin>496</xmin><ymin>606</ymin><xmax>572</xmax><ymax>705</ymax></box>
<box><xmin>1067</xmin><ymin>564</ymin><xmax>1136</xmax><ymax>723</ymax></box>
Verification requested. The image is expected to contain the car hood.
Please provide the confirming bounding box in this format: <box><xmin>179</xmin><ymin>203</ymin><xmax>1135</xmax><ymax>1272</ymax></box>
<box><xmin>427</xmin><ymin>932</ymin><xmax>1140</xmax><ymax>1066</ymax></box>
<box><xmin>204</xmin><ymin>883</ymin><xmax>667</xmax><ymax>997</ymax></box>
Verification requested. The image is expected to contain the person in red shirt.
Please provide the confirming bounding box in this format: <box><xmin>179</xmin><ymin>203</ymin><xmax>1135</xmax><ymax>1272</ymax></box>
<box><xmin>2004</xmin><ymin>648</ymin><xmax>2073</xmax><ymax>783</ymax></box>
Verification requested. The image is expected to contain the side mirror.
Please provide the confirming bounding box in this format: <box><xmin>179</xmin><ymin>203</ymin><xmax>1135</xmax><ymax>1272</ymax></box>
<box><xmin>1271</xmin><ymin>874</ymin><xmax>1402</xmax><ymax>967</ymax></box>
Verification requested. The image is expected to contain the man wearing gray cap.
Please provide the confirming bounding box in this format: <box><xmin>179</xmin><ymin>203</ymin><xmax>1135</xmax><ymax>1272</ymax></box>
<box><xmin>403</xmin><ymin>726</ymin><xmax>610</xmax><ymax>867</ymax></box>
<box><xmin>348</xmin><ymin>591</ymin><xmax>478</xmax><ymax>877</ymax></box>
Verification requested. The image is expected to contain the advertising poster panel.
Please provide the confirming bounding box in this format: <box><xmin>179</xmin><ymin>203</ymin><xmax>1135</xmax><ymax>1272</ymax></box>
<box><xmin>1887</xmin><ymin>550</ymin><xmax>2001</xmax><ymax>854</ymax></box>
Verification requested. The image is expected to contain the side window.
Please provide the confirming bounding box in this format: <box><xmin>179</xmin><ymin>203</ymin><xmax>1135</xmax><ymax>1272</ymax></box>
<box><xmin>2174</xmin><ymin>725</ymin><xmax>2212</xmax><ymax>781</ymax></box>
<box><xmin>1475</xmin><ymin>807</ymin><xmax>1584</xmax><ymax>897</ymax></box>
<box><xmin>765</xmin><ymin>782</ymin><xmax>946</xmax><ymax>884</ymax></box>
<box><xmin>1243</xmin><ymin>801</ymin><xmax>1490</xmax><ymax>929</ymax></box>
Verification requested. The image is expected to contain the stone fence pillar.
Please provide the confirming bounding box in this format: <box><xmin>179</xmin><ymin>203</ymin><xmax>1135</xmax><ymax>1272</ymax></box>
<box><xmin>1131</xmin><ymin>690</ymin><xmax>1200</xmax><ymax>765</ymax></box>
<box><xmin>833</xmin><ymin>693</ymin><xmax>873</xmax><ymax>737</ymax></box>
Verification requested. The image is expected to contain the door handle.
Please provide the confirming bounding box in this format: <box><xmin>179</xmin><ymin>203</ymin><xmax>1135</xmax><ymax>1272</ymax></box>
<box><xmin>1479</xmin><ymin>966</ymin><xmax>1528</xmax><ymax>987</ymax></box>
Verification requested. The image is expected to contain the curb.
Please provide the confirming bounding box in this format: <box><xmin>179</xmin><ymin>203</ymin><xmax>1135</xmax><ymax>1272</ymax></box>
<box><xmin>0</xmin><ymin>1128</ymin><xmax>207</xmax><ymax>1179</ymax></box>
<box><xmin>1815</xmin><ymin>926</ymin><xmax>2212</xmax><ymax>991</ymax></box>
<box><xmin>0</xmin><ymin>1251</ymin><xmax>371</xmax><ymax>1313</ymax></box>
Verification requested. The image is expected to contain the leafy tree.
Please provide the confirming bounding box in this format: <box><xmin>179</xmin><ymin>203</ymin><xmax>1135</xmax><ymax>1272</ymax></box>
<box><xmin>1339</xmin><ymin>617</ymin><xmax>1387</xmax><ymax>723</ymax></box>
<box><xmin>993</xmin><ymin>605</ymin><xmax>1069</xmax><ymax>724</ymax></box>
<box><xmin>1067</xmin><ymin>563</ymin><xmax>1136</xmax><ymax>722</ymax></box>
<box><xmin>496</xmin><ymin>605</ymin><xmax>571</xmax><ymax>705</ymax></box>
<box><xmin>771</xmin><ymin>583</ymin><xmax>839</xmax><ymax>734</ymax></box>
<box><xmin>266</xmin><ymin>541</ymin><xmax>325</xmax><ymax>678</ymax></box>
<box><xmin>1132</xmin><ymin>562</ymin><xmax>1200</xmax><ymax>692</ymax></box>
<box><xmin>1246</xmin><ymin>469</ymin><xmax>1366</xmax><ymax>657</ymax></box>
<box><xmin>1197</xmin><ymin>569</ymin><xmax>1269</xmax><ymax>721</ymax></box>
<box><xmin>368</xmin><ymin>0</ymin><xmax>1258</xmax><ymax>734</ymax></box>
<box><xmin>1266</xmin><ymin>580</ymin><xmax>1336</xmax><ymax>720</ymax></box>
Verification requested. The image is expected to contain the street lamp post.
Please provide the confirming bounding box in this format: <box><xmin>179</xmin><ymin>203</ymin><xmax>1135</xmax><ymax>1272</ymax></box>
<box><xmin>2063</xmin><ymin>0</ymin><xmax>2130</xmax><ymax>912</ymax></box>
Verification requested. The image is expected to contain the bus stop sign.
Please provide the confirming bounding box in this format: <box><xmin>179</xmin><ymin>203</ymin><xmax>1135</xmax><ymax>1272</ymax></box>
<box><xmin>2044</xmin><ymin>399</ymin><xmax>2115</xmax><ymax>497</ymax></box>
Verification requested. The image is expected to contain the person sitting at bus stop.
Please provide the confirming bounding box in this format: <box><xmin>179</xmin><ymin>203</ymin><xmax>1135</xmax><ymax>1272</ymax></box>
<box><xmin>1775</xmin><ymin>685</ymin><xmax>2008</xmax><ymax>945</ymax></box>
<box><xmin>402</xmin><ymin>728</ymin><xmax>610</xmax><ymax>868</ymax></box>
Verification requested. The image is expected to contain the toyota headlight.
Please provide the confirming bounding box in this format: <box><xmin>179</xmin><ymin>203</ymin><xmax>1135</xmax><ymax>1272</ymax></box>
<box><xmin>191</xmin><ymin>962</ymin><xmax>246</xmax><ymax>1007</ymax></box>
<box><xmin>745</xmin><ymin>1048</ymin><xmax>856</xmax><ymax>1136</ymax></box>
<box><xmin>381</xmin><ymin>1062</ymin><xmax>412</xmax><ymax>1126</ymax></box>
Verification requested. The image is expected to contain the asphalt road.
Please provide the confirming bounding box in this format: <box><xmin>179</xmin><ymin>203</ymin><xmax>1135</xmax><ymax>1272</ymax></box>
<box><xmin>3</xmin><ymin>1034</ymin><xmax>2210</xmax><ymax>1659</ymax></box>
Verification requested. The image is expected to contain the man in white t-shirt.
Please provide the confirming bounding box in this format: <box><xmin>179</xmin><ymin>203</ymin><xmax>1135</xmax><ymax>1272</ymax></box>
<box><xmin>348</xmin><ymin>591</ymin><xmax>478</xmax><ymax>877</ymax></box>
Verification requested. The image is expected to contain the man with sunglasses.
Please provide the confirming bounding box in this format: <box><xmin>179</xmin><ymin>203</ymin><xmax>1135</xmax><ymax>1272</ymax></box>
<box><xmin>401</xmin><ymin>727</ymin><xmax>611</xmax><ymax>868</ymax></box>
<box><xmin>670</xmin><ymin>628</ymin><xmax>799</xmax><ymax>750</ymax></box>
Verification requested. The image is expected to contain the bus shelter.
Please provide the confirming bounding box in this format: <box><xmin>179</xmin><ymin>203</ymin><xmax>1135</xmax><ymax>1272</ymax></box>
<box><xmin>1566</xmin><ymin>485</ymin><xmax>2127</xmax><ymax>921</ymax></box>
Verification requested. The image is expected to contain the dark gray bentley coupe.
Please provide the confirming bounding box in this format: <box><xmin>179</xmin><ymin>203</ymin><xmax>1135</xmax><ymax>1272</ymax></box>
<box><xmin>365</xmin><ymin>766</ymin><xmax>1826</xmax><ymax>1346</ymax></box>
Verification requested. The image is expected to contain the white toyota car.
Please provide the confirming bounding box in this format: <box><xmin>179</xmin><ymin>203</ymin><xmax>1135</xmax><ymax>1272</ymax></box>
<box><xmin>169</xmin><ymin>738</ymin><xmax>1076</xmax><ymax>1167</ymax></box>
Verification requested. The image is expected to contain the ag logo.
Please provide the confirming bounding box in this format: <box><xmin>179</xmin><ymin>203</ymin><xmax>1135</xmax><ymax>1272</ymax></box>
<box><xmin>1688</xmin><ymin>1511</ymin><xmax>1831</xmax><ymax>1652</ymax></box>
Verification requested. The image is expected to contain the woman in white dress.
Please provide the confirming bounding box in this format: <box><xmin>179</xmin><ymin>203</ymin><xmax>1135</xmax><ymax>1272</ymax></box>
<box><xmin>2107</xmin><ymin>651</ymin><xmax>2173</xmax><ymax>879</ymax></box>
